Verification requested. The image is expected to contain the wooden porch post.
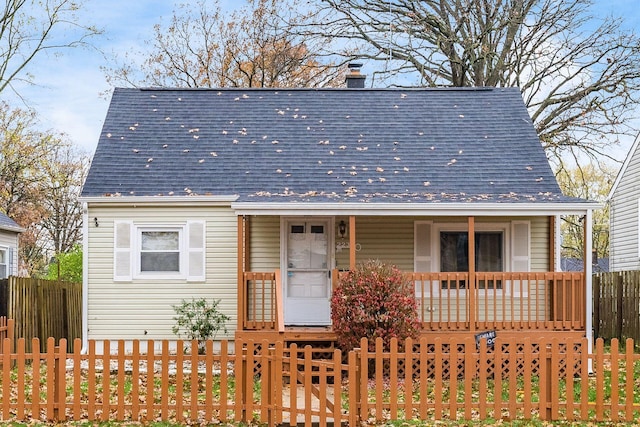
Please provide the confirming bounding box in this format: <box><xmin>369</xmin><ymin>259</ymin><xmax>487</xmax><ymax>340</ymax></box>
<box><xmin>237</xmin><ymin>216</ymin><xmax>245</xmax><ymax>331</ymax></box>
<box><xmin>468</xmin><ymin>216</ymin><xmax>476</xmax><ymax>332</ymax></box>
<box><xmin>349</xmin><ymin>215</ymin><xmax>356</xmax><ymax>270</ymax></box>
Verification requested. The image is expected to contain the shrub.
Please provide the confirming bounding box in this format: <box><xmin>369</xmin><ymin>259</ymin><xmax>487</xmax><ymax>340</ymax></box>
<box><xmin>171</xmin><ymin>298</ymin><xmax>230</xmax><ymax>353</ymax></box>
<box><xmin>331</xmin><ymin>259</ymin><xmax>420</xmax><ymax>352</ymax></box>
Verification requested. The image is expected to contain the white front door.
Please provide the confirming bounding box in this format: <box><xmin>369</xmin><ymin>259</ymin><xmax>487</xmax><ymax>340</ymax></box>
<box><xmin>283</xmin><ymin>219</ymin><xmax>332</xmax><ymax>325</ymax></box>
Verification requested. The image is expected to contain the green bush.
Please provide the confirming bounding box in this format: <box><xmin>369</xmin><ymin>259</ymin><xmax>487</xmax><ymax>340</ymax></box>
<box><xmin>331</xmin><ymin>260</ymin><xmax>420</xmax><ymax>352</ymax></box>
<box><xmin>171</xmin><ymin>298</ymin><xmax>230</xmax><ymax>353</ymax></box>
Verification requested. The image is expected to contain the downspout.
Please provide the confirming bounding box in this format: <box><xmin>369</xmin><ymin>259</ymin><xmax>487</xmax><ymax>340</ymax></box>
<box><xmin>81</xmin><ymin>202</ymin><xmax>89</xmax><ymax>353</ymax></box>
<box><xmin>555</xmin><ymin>215</ymin><xmax>561</xmax><ymax>272</ymax></box>
<box><xmin>585</xmin><ymin>209</ymin><xmax>594</xmax><ymax>373</ymax></box>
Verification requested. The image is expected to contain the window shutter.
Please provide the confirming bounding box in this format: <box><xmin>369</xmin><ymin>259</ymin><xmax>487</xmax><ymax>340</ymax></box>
<box><xmin>511</xmin><ymin>221</ymin><xmax>530</xmax><ymax>272</ymax></box>
<box><xmin>8</xmin><ymin>248</ymin><xmax>13</xmax><ymax>277</ymax></box>
<box><xmin>187</xmin><ymin>221</ymin><xmax>206</xmax><ymax>282</ymax></box>
<box><xmin>414</xmin><ymin>221</ymin><xmax>432</xmax><ymax>272</ymax></box>
<box><xmin>114</xmin><ymin>221</ymin><xmax>133</xmax><ymax>281</ymax></box>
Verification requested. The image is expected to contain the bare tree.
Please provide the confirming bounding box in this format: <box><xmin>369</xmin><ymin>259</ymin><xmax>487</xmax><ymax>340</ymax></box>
<box><xmin>298</xmin><ymin>0</ymin><xmax>640</xmax><ymax>167</ymax></box>
<box><xmin>0</xmin><ymin>0</ymin><xmax>101</xmax><ymax>97</ymax></box>
<box><xmin>105</xmin><ymin>0</ymin><xmax>346</xmax><ymax>89</ymax></box>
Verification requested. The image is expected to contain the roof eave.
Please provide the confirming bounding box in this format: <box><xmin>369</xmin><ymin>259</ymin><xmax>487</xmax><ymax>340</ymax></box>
<box><xmin>231</xmin><ymin>201</ymin><xmax>602</xmax><ymax>216</ymax></box>
<box><xmin>80</xmin><ymin>195</ymin><xmax>239</xmax><ymax>206</ymax></box>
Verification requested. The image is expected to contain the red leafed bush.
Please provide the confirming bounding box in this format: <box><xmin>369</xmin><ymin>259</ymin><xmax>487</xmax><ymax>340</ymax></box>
<box><xmin>331</xmin><ymin>259</ymin><xmax>420</xmax><ymax>352</ymax></box>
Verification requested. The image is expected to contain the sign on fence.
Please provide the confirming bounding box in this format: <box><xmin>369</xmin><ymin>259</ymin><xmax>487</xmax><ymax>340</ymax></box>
<box><xmin>475</xmin><ymin>330</ymin><xmax>496</xmax><ymax>348</ymax></box>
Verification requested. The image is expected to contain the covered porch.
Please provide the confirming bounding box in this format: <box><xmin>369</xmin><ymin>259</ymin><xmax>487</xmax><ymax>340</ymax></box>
<box><xmin>235</xmin><ymin>213</ymin><xmax>591</xmax><ymax>344</ymax></box>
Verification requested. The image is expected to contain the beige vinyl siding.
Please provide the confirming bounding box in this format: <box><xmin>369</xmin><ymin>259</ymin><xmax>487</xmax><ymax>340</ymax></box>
<box><xmin>86</xmin><ymin>204</ymin><xmax>237</xmax><ymax>340</ymax></box>
<box><xmin>610</xmin><ymin>145</ymin><xmax>640</xmax><ymax>271</ymax></box>
<box><xmin>249</xmin><ymin>216</ymin><xmax>280</xmax><ymax>271</ymax></box>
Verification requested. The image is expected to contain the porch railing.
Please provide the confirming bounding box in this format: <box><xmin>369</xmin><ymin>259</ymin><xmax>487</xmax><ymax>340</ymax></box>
<box><xmin>241</xmin><ymin>270</ymin><xmax>585</xmax><ymax>333</ymax></box>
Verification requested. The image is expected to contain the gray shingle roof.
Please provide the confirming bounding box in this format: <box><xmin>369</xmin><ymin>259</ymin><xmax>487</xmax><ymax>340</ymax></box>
<box><xmin>0</xmin><ymin>212</ymin><xmax>22</xmax><ymax>233</ymax></box>
<box><xmin>82</xmin><ymin>87</ymin><xmax>579</xmax><ymax>204</ymax></box>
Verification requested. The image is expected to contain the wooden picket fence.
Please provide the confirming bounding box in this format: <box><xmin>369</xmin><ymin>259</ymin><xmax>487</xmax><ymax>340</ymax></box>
<box><xmin>1</xmin><ymin>335</ymin><xmax>640</xmax><ymax>425</ymax></box>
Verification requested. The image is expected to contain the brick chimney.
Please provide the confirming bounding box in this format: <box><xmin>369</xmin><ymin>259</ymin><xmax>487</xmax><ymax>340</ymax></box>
<box><xmin>345</xmin><ymin>63</ymin><xmax>366</xmax><ymax>88</ymax></box>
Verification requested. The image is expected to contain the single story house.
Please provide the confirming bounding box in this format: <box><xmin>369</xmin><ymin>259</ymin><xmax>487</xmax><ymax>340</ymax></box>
<box><xmin>608</xmin><ymin>133</ymin><xmax>640</xmax><ymax>271</ymax></box>
<box><xmin>80</xmin><ymin>80</ymin><xmax>599</xmax><ymax>351</ymax></box>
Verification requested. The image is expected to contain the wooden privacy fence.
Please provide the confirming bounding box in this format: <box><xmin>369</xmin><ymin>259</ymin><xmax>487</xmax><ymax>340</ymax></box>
<box><xmin>2</xmin><ymin>277</ymin><xmax>81</xmax><ymax>352</ymax></box>
<box><xmin>594</xmin><ymin>271</ymin><xmax>640</xmax><ymax>342</ymax></box>
<box><xmin>1</xmin><ymin>336</ymin><xmax>640</xmax><ymax>425</ymax></box>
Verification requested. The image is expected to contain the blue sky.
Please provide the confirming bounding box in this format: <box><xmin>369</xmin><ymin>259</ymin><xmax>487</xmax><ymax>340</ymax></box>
<box><xmin>5</xmin><ymin>0</ymin><xmax>640</xmax><ymax>160</ymax></box>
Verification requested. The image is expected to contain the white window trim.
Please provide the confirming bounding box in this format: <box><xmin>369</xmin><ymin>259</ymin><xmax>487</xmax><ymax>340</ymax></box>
<box><xmin>134</xmin><ymin>225</ymin><xmax>186</xmax><ymax>279</ymax></box>
<box><xmin>420</xmin><ymin>222</ymin><xmax>511</xmax><ymax>296</ymax></box>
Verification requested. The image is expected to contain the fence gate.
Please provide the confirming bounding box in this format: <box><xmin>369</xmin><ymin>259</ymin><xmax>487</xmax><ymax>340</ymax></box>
<box><xmin>281</xmin><ymin>343</ymin><xmax>346</xmax><ymax>426</ymax></box>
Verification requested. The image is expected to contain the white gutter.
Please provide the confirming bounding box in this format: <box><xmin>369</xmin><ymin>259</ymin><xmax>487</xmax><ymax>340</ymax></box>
<box><xmin>232</xmin><ymin>201</ymin><xmax>603</xmax><ymax>216</ymax></box>
<box><xmin>79</xmin><ymin>195</ymin><xmax>238</xmax><ymax>206</ymax></box>
<box><xmin>81</xmin><ymin>202</ymin><xmax>89</xmax><ymax>353</ymax></box>
<box><xmin>555</xmin><ymin>215</ymin><xmax>562</xmax><ymax>271</ymax></box>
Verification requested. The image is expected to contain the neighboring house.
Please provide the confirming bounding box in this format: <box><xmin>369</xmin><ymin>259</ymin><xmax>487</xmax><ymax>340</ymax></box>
<box><xmin>0</xmin><ymin>212</ymin><xmax>23</xmax><ymax>278</ymax></box>
<box><xmin>80</xmin><ymin>80</ymin><xmax>599</xmax><ymax>350</ymax></box>
<box><xmin>608</xmin><ymin>133</ymin><xmax>640</xmax><ymax>271</ymax></box>
<box><xmin>561</xmin><ymin>257</ymin><xmax>609</xmax><ymax>273</ymax></box>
